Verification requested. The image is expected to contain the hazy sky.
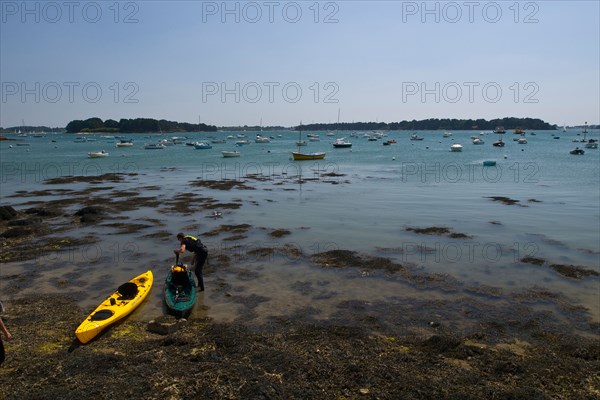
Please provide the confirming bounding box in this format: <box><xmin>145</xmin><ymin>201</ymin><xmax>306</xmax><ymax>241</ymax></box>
<box><xmin>1</xmin><ymin>0</ymin><xmax>599</xmax><ymax>127</ymax></box>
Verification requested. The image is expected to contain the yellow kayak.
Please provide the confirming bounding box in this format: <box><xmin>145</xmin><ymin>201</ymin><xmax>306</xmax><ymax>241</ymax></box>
<box><xmin>75</xmin><ymin>270</ymin><xmax>153</xmax><ymax>344</ymax></box>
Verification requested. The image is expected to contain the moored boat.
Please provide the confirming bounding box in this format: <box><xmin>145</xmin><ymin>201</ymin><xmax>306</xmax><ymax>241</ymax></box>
<box><xmin>144</xmin><ymin>143</ymin><xmax>166</xmax><ymax>150</ymax></box>
<box><xmin>222</xmin><ymin>150</ymin><xmax>241</xmax><ymax>157</ymax></box>
<box><xmin>333</xmin><ymin>138</ymin><xmax>352</xmax><ymax>148</ymax></box>
<box><xmin>255</xmin><ymin>135</ymin><xmax>271</xmax><ymax>143</ymax></box>
<box><xmin>194</xmin><ymin>142</ymin><xmax>212</xmax><ymax>149</ymax></box>
<box><xmin>75</xmin><ymin>270</ymin><xmax>153</xmax><ymax>344</ymax></box>
<box><xmin>450</xmin><ymin>144</ymin><xmax>463</xmax><ymax>152</ymax></box>
<box><xmin>87</xmin><ymin>150</ymin><xmax>109</xmax><ymax>158</ymax></box>
<box><xmin>293</xmin><ymin>123</ymin><xmax>326</xmax><ymax>160</ymax></box>
<box><xmin>570</xmin><ymin>147</ymin><xmax>585</xmax><ymax>155</ymax></box>
<box><xmin>116</xmin><ymin>139</ymin><xmax>133</xmax><ymax>147</ymax></box>
<box><xmin>292</xmin><ymin>151</ymin><xmax>326</xmax><ymax>160</ymax></box>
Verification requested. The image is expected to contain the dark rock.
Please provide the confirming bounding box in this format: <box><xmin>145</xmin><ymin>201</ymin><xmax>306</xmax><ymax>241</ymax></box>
<box><xmin>0</xmin><ymin>205</ymin><xmax>18</xmax><ymax>221</ymax></box>
<box><xmin>0</xmin><ymin>226</ymin><xmax>34</xmax><ymax>238</ymax></box>
<box><xmin>147</xmin><ymin>316</ymin><xmax>187</xmax><ymax>335</ymax></box>
<box><xmin>75</xmin><ymin>206</ymin><xmax>106</xmax><ymax>223</ymax></box>
<box><xmin>25</xmin><ymin>207</ymin><xmax>62</xmax><ymax>218</ymax></box>
<box><xmin>421</xmin><ymin>334</ymin><xmax>461</xmax><ymax>354</ymax></box>
<box><xmin>74</xmin><ymin>206</ymin><xmax>105</xmax><ymax>216</ymax></box>
<box><xmin>8</xmin><ymin>218</ymin><xmax>42</xmax><ymax>226</ymax></box>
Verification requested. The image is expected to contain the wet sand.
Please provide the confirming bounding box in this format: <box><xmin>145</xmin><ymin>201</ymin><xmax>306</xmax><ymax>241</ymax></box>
<box><xmin>0</xmin><ymin>173</ymin><xmax>599</xmax><ymax>399</ymax></box>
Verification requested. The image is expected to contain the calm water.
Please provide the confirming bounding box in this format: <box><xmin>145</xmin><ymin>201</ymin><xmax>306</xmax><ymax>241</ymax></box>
<box><xmin>1</xmin><ymin>129</ymin><xmax>599</xmax><ymax>323</ymax></box>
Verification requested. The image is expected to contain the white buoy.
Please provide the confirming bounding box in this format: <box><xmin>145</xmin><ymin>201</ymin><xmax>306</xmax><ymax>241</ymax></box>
<box><xmin>392</xmin><ymin>156</ymin><xmax>396</xmax><ymax>161</ymax></box>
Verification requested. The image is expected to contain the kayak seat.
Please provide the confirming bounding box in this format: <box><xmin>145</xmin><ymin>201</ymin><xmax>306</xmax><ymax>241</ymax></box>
<box><xmin>176</xmin><ymin>295</ymin><xmax>190</xmax><ymax>303</ymax></box>
<box><xmin>117</xmin><ymin>282</ymin><xmax>138</xmax><ymax>300</ymax></box>
<box><xmin>90</xmin><ymin>309</ymin><xmax>114</xmax><ymax>321</ymax></box>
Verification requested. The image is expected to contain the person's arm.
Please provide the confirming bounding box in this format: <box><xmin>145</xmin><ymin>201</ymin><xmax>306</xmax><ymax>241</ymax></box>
<box><xmin>174</xmin><ymin>243</ymin><xmax>186</xmax><ymax>255</ymax></box>
<box><xmin>0</xmin><ymin>317</ymin><xmax>12</xmax><ymax>341</ymax></box>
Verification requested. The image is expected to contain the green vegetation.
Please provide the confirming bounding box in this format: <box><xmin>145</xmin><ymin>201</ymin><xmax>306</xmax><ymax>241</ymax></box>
<box><xmin>298</xmin><ymin>117</ymin><xmax>557</xmax><ymax>131</ymax></box>
<box><xmin>65</xmin><ymin>117</ymin><xmax>217</xmax><ymax>133</ymax></box>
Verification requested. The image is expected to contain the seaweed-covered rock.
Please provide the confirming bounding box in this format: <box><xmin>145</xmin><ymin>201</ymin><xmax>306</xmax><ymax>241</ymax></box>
<box><xmin>0</xmin><ymin>226</ymin><xmax>34</xmax><ymax>238</ymax></box>
<box><xmin>0</xmin><ymin>205</ymin><xmax>18</xmax><ymax>221</ymax></box>
<box><xmin>25</xmin><ymin>207</ymin><xmax>62</xmax><ymax>218</ymax></box>
<box><xmin>147</xmin><ymin>315</ymin><xmax>187</xmax><ymax>335</ymax></box>
<box><xmin>74</xmin><ymin>206</ymin><xmax>106</xmax><ymax>224</ymax></box>
<box><xmin>7</xmin><ymin>217</ymin><xmax>42</xmax><ymax>226</ymax></box>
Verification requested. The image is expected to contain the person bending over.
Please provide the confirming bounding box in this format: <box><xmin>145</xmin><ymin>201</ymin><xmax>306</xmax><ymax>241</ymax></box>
<box><xmin>174</xmin><ymin>233</ymin><xmax>208</xmax><ymax>291</ymax></box>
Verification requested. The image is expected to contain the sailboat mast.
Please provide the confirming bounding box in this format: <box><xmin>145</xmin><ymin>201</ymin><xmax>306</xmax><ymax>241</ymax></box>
<box><xmin>298</xmin><ymin>123</ymin><xmax>302</xmax><ymax>152</ymax></box>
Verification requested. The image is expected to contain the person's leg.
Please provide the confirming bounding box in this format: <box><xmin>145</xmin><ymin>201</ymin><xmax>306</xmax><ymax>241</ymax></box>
<box><xmin>0</xmin><ymin>337</ymin><xmax>5</xmax><ymax>366</ymax></box>
<box><xmin>195</xmin><ymin>250</ymin><xmax>208</xmax><ymax>291</ymax></box>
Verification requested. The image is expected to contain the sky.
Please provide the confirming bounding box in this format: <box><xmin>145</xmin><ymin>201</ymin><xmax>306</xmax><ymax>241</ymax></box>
<box><xmin>1</xmin><ymin>0</ymin><xmax>599</xmax><ymax>128</ymax></box>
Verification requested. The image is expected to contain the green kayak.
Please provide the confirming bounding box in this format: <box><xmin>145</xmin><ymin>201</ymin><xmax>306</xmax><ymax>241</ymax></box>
<box><xmin>164</xmin><ymin>264</ymin><xmax>197</xmax><ymax>318</ymax></box>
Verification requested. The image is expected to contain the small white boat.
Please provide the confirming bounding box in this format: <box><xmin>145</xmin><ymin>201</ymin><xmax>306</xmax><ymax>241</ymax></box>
<box><xmin>144</xmin><ymin>143</ymin><xmax>166</xmax><ymax>150</ymax></box>
<box><xmin>88</xmin><ymin>150</ymin><xmax>109</xmax><ymax>158</ymax></box>
<box><xmin>211</xmin><ymin>139</ymin><xmax>226</xmax><ymax>144</ymax></box>
<box><xmin>518</xmin><ymin>137</ymin><xmax>527</xmax><ymax>144</ymax></box>
<box><xmin>194</xmin><ymin>142</ymin><xmax>212</xmax><ymax>149</ymax></box>
<box><xmin>443</xmin><ymin>132</ymin><xmax>452</xmax><ymax>138</ymax></box>
<box><xmin>450</xmin><ymin>144</ymin><xmax>463</xmax><ymax>152</ymax></box>
<box><xmin>235</xmin><ymin>140</ymin><xmax>250</xmax><ymax>145</ymax></box>
<box><xmin>255</xmin><ymin>135</ymin><xmax>271</xmax><ymax>143</ymax></box>
<box><xmin>222</xmin><ymin>151</ymin><xmax>241</xmax><ymax>158</ymax></box>
<box><xmin>472</xmin><ymin>138</ymin><xmax>484</xmax><ymax>145</ymax></box>
<box><xmin>333</xmin><ymin>138</ymin><xmax>352</xmax><ymax>148</ymax></box>
<box><xmin>410</xmin><ymin>134</ymin><xmax>424</xmax><ymax>141</ymax></box>
<box><xmin>116</xmin><ymin>139</ymin><xmax>133</xmax><ymax>147</ymax></box>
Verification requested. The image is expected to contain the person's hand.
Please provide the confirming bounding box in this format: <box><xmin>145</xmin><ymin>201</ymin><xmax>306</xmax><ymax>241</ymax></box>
<box><xmin>5</xmin><ymin>332</ymin><xmax>12</xmax><ymax>341</ymax></box>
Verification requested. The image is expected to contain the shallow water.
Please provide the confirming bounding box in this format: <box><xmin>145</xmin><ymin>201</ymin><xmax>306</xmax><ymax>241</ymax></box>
<box><xmin>1</xmin><ymin>130</ymin><xmax>598</xmax><ymax>324</ymax></box>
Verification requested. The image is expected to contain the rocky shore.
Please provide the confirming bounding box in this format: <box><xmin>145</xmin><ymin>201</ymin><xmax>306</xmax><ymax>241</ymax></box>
<box><xmin>0</xmin><ymin>292</ymin><xmax>598</xmax><ymax>399</ymax></box>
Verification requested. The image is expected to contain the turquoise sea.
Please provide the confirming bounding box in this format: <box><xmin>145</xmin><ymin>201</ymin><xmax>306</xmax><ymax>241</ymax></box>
<box><xmin>1</xmin><ymin>129</ymin><xmax>599</xmax><ymax>325</ymax></box>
